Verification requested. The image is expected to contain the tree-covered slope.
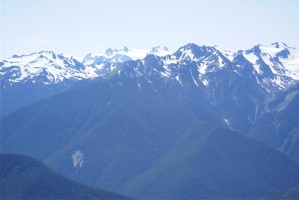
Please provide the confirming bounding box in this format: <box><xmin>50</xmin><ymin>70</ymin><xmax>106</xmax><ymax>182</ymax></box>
<box><xmin>2</xmin><ymin>79</ymin><xmax>299</xmax><ymax>199</ymax></box>
<box><xmin>124</xmin><ymin>126</ymin><xmax>299</xmax><ymax>199</ymax></box>
<box><xmin>0</xmin><ymin>153</ymin><xmax>131</xmax><ymax>200</ymax></box>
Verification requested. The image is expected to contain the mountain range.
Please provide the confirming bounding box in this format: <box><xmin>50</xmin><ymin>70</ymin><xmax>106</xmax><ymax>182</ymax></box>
<box><xmin>1</xmin><ymin>42</ymin><xmax>298</xmax><ymax>115</ymax></box>
<box><xmin>1</xmin><ymin>42</ymin><xmax>299</xmax><ymax>199</ymax></box>
<box><xmin>1</xmin><ymin>42</ymin><xmax>298</xmax><ymax>86</ymax></box>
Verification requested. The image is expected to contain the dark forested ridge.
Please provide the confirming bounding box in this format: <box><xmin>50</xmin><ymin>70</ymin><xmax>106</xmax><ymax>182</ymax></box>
<box><xmin>0</xmin><ymin>154</ymin><xmax>132</xmax><ymax>200</ymax></box>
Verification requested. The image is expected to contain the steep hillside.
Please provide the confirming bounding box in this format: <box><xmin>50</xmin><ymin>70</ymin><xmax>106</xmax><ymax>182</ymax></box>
<box><xmin>0</xmin><ymin>154</ymin><xmax>131</xmax><ymax>200</ymax></box>
<box><xmin>2</xmin><ymin>79</ymin><xmax>299</xmax><ymax>199</ymax></box>
<box><xmin>250</xmin><ymin>83</ymin><xmax>299</xmax><ymax>162</ymax></box>
<box><xmin>124</xmin><ymin>126</ymin><xmax>299</xmax><ymax>199</ymax></box>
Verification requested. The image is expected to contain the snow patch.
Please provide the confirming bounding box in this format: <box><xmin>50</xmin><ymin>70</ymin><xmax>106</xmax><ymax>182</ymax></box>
<box><xmin>190</xmin><ymin>68</ymin><xmax>199</xmax><ymax>86</ymax></box>
<box><xmin>223</xmin><ymin>118</ymin><xmax>230</xmax><ymax>125</ymax></box>
<box><xmin>243</xmin><ymin>52</ymin><xmax>262</xmax><ymax>74</ymax></box>
<box><xmin>214</xmin><ymin>46</ymin><xmax>234</xmax><ymax>61</ymax></box>
<box><xmin>276</xmin><ymin>91</ymin><xmax>299</xmax><ymax>112</ymax></box>
<box><xmin>72</xmin><ymin>150</ymin><xmax>84</xmax><ymax>168</ymax></box>
<box><xmin>198</xmin><ymin>63</ymin><xmax>208</xmax><ymax>74</ymax></box>
<box><xmin>202</xmin><ymin>79</ymin><xmax>209</xmax><ymax>86</ymax></box>
<box><xmin>175</xmin><ymin>75</ymin><xmax>183</xmax><ymax>85</ymax></box>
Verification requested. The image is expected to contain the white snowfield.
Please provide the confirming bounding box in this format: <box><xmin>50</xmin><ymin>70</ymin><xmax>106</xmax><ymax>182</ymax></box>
<box><xmin>81</xmin><ymin>46</ymin><xmax>171</xmax><ymax>65</ymax></box>
<box><xmin>72</xmin><ymin>150</ymin><xmax>84</xmax><ymax>168</ymax></box>
<box><xmin>1</xmin><ymin>43</ymin><xmax>298</xmax><ymax>90</ymax></box>
<box><xmin>242</xmin><ymin>42</ymin><xmax>299</xmax><ymax>80</ymax></box>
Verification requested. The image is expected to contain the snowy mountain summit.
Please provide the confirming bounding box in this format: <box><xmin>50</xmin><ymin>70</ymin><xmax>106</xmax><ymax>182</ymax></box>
<box><xmin>0</xmin><ymin>51</ymin><xmax>98</xmax><ymax>85</ymax></box>
<box><xmin>240</xmin><ymin>42</ymin><xmax>299</xmax><ymax>89</ymax></box>
<box><xmin>105</xmin><ymin>42</ymin><xmax>299</xmax><ymax>92</ymax></box>
<box><xmin>81</xmin><ymin>46</ymin><xmax>171</xmax><ymax>65</ymax></box>
<box><xmin>1</xmin><ymin>43</ymin><xmax>298</xmax><ymax>90</ymax></box>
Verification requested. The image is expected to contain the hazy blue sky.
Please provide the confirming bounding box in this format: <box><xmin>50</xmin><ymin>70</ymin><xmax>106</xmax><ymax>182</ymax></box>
<box><xmin>1</xmin><ymin>0</ymin><xmax>299</xmax><ymax>59</ymax></box>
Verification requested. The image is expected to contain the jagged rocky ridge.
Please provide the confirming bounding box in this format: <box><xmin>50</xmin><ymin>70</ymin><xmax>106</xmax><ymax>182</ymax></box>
<box><xmin>1</xmin><ymin>42</ymin><xmax>298</xmax><ymax>87</ymax></box>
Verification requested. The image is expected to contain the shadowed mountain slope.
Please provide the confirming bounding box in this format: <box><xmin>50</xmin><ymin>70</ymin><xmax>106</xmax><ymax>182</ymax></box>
<box><xmin>0</xmin><ymin>153</ymin><xmax>131</xmax><ymax>200</ymax></box>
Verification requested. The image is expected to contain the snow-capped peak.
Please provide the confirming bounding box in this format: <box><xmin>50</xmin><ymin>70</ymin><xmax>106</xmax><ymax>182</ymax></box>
<box><xmin>0</xmin><ymin>51</ymin><xmax>97</xmax><ymax>84</ymax></box>
<box><xmin>82</xmin><ymin>46</ymin><xmax>172</xmax><ymax>65</ymax></box>
<box><xmin>149</xmin><ymin>46</ymin><xmax>170</xmax><ymax>57</ymax></box>
<box><xmin>123</xmin><ymin>46</ymin><xmax>129</xmax><ymax>52</ymax></box>
<box><xmin>238</xmin><ymin>43</ymin><xmax>299</xmax><ymax>90</ymax></box>
<box><xmin>105</xmin><ymin>48</ymin><xmax>115</xmax><ymax>56</ymax></box>
<box><xmin>59</xmin><ymin>53</ymin><xmax>83</xmax><ymax>62</ymax></box>
<box><xmin>271</xmin><ymin>42</ymin><xmax>288</xmax><ymax>49</ymax></box>
<box><xmin>3</xmin><ymin>51</ymin><xmax>67</xmax><ymax>68</ymax></box>
<box><xmin>214</xmin><ymin>46</ymin><xmax>235</xmax><ymax>61</ymax></box>
<box><xmin>242</xmin><ymin>43</ymin><xmax>299</xmax><ymax>76</ymax></box>
<box><xmin>174</xmin><ymin>43</ymin><xmax>214</xmax><ymax>60</ymax></box>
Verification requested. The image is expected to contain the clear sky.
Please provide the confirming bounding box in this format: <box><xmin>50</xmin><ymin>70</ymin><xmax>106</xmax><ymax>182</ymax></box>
<box><xmin>1</xmin><ymin>0</ymin><xmax>299</xmax><ymax>59</ymax></box>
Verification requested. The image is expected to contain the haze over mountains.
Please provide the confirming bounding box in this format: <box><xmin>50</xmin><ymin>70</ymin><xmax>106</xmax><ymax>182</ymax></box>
<box><xmin>1</xmin><ymin>42</ymin><xmax>299</xmax><ymax>199</ymax></box>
